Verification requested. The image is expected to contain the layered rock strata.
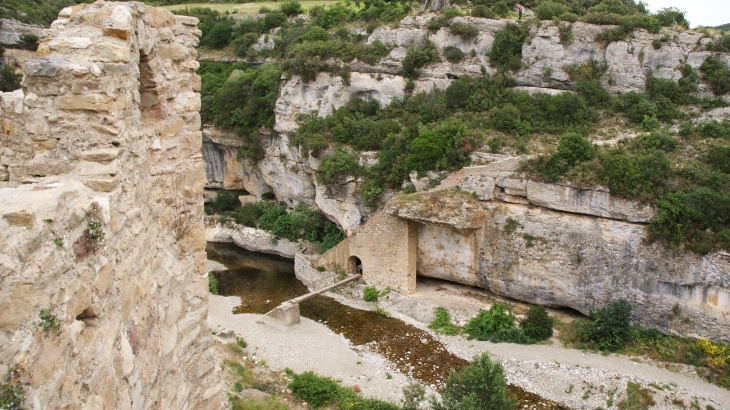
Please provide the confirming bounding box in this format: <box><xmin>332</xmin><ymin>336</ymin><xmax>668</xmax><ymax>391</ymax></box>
<box><xmin>0</xmin><ymin>3</ymin><xmax>222</xmax><ymax>408</ymax></box>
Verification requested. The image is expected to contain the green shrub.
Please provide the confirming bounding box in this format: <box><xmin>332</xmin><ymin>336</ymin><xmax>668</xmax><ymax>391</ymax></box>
<box><xmin>564</xmin><ymin>57</ymin><xmax>607</xmax><ymax>82</ymax></box>
<box><xmin>471</xmin><ymin>5</ymin><xmax>496</xmax><ymax>18</ymax></box>
<box><xmin>489</xmin><ymin>23</ymin><xmax>528</xmax><ymax>72</ymax></box>
<box><xmin>209</xmin><ymin>274</ymin><xmax>219</xmax><ymax>295</ymax></box>
<box><xmin>560</xmin><ymin>12</ymin><xmax>579</xmax><ymax>23</ymax></box>
<box><xmin>558</xmin><ymin>23</ymin><xmax>573</xmax><ymax>45</ymax></box>
<box><xmin>316</xmin><ymin>149</ymin><xmax>361</xmax><ymax>185</ymax></box>
<box><xmin>535</xmin><ymin>1</ymin><xmax>567</xmax><ymax>20</ymax></box>
<box><xmin>288</xmin><ymin>370</ymin><xmax>400</xmax><ymax>410</ymax></box>
<box><xmin>363</xmin><ymin>286</ymin><xmax>379</xmax><ymax>302</ymax></box>
<box><xmin>520</xmin><ymin>305</ymin><xmax>553</xmax><ymax>341</ymax></box>
<box><xmin>463</xmin><ymin>303</ymin><xmax>515</xmax><ymax>341</ymax></box>
<box><xmin>429</xmin><ymin>307</ymin><xmax>461</xmax><ymax>335</ymax></box>
<box><xmin>431</xmin><ymin>352</ymin><xmax>515</xmax><ymax>410</ymax></box>
<box><xmin>575</xmin><ymin>80</ymin><xmax>612</xmax><ymax>107</ymax></box>
<box><xmin>288</xmin><ymin>371</ymin><xmax>342</xmax><ymax>408</ymax></box>
<box><xmin>402</xmin><ymin>40</ymin><xmax>441</xmax><ymax>78</ymax></box>
<box><xmin>232</xmin><ymin>202</ymin><xmax>262</xmax><ymax>227</ymax></box>
<box><xmin>581</xmin><ymin>299</ymin><xmax>633</xmax><ymax>351</ymax></box>
<box><xmin>554</xmin><ymin>132</ymin><xmax>594</xmax><ymax>167</ymax></box>
<box><xmin>491</xmin><ymin>1</ymin><xmax>511</xmax><ymax>17</ymax></box>
<box><xmin>450</xmin><ymin>21</ymin><xmax>479</xmax><ymax>40</ymax></box>
<box><xmin>443</xmin><ymin>46</ymin><xmax>465</xmax><ymax>63</ymax></box>
<box><xmin>647</xmin><ymin>191</ymin><xmax>691</xmax><ymax>248</ymax></box>
<box><xmin>707</xmin><ymin>146</ymin><xmax>730</xmax><ymax>173</ymax></box>
<box><xmin>210</xmin><ymin>190</ymin><xmax>238</xmax><ymax>213</ymax></box>
<box><xmin>280</xmin><ymin>0</ymin><xmax>302</xmax><ymax>16</ymax></box>
<box><xmin>602</xmin><ymin>150</ymin><xmax>641</xmax><ymax>197</ymax></box>
<box><xmin>20</xmin><ymin>33</ymin><xmax>38</xmax><ymax>43</ymax></box>
<box><xmin>491</xmin><ymin>327</ymin><xmax>533</xmax><ymax>344</ymax></box>
<box><xmin>700</xmin><ymin>56</ymin><xmax>730</xmax><ymax>96</ymax></box>
<box><xmin>0</xmin><ymin>63</ymin><xmax>22</xmax><ymax>92</ymax></box>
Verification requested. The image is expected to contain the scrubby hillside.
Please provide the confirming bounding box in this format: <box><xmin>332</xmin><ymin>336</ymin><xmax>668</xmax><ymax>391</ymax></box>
<box><xmin>192</xmin><ymin>0</ymin><xmax>730</xmax><ymax>255</ymax></box>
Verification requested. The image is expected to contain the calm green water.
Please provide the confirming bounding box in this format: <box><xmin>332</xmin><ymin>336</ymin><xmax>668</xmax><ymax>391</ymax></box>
<box><xmin>207</xmin><ymin>242</ymin><xmax>564</xmax><ymax>409</ymax></box>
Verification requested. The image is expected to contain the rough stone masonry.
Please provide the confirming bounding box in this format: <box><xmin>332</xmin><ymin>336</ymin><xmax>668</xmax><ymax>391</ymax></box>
<box><xmin>0</xmin><ymin>2</ymin><xmax>222</xmax><ymax>408</ymax></box>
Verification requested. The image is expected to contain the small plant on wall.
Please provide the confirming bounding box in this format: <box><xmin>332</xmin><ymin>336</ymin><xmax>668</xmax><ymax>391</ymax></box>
<box><xmin>37</xmin><ymin>308</ymin><xmax>61</xmax><ymax>338</ymax></box>
<box><xmin>0</xmin><ymin>364</ymin><xmax>29</xmax><ymax>410</ymax></box>
<box><xmin>75</xmin><ymin>202</ymin><xmax>105</xmax><ymax>260</ymax></box>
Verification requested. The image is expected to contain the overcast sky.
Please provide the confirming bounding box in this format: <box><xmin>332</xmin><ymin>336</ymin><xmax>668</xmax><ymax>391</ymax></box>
<box><xmin>641</xmin><ymin>0</ymin><xmax>730</xmax><ymax>28</ymax></box>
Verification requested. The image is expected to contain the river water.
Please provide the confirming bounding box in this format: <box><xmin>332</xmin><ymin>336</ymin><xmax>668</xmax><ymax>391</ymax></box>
<box><xmin>207</xmin><ymin>242</ymin><xmax>565</xmax><ymax>409</ymax></box>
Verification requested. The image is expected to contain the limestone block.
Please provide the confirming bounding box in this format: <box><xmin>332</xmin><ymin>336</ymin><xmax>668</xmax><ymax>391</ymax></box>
<box><xmin>171</xmin><ymin>92</ymin><xmax>200</xmax><ymax>112</ymax></box>
<box><xmin>24</xmin><ymin>57</ymin><xmax>68</xmax><ymax>77</ymax></box>
<box><xmin>1</xmin><ymin>89</ymin><xmax>24</xmax><ymax>114</ymax></box>
<box><xmin>79</xmin><ymin>11</ymin><xmax>110</xmax><ymax>22</ymax></box>
<box><xmin>31</xmin><ymin>137</ymin><xmax>59</xmax><ymax>151</ymax></box>
<box><xmin>79</xmin><ymin>160</ymin><xmax>118</xmax><ymax>176</ymax></box>
<box><xmin>55</xmin><ymin>94</ymin><xmax>125</xmax><ymax>112</ymax></box>
<box><xmin>147</xmin><ymin>7</ymin><xmax>175</xmax><ymax>28</ymax></box>
<box><xmin>103</xmin><ymin>27</ymin><xmax>131</xmax><ymax>41</ymax></box>
<box><xmin>48</xmin><ymin>36</ymin><xmax>93</xmax><ymax>51</ymax></box>
<box><xmin>3</xmin><ymin>210</ymin><xmax>35</xmax><ymax>228</ymax></box>
<box><xmin>159</xmin><ymin>43</ymin><xmax>189</xmax><ymax>61</ymax></box>
<box><xmin>95</xmin><ymin>42</ymin><xmax>131</xmax><ymax>63</ymax></box>
<box><xmin>84</xmin><ymin>176</ymin><xmax>120</xmax><ymax>192</ymax></box>
<box><xmin>1</xmin><ymin>118</ymin><xmax>17</xmax><ymax>135</ymax></box>
<box><xmin>386</xmin><ymin>189</ymin><xmax>485</xmax><ymax>230</ymax></box>
<box><xmin>0</xmin><ymin>283</ymin><xmax>37</xmax><ymax>330</ymax></box>
<box><xmin>111</xmin><ymin>6</ymin><xmax>133</xmax><ymax>29</ymax></box>
<box><xmin>80</xmin><ymin>148</ymin><xmax>121</xmax><ymax>162</ymax></box>
<box><xmin>25</xmin><ymin>159</ymin><xmax>74</xmax><ymax>176</ymax></box>
<box><xmin>31</xmin><ymin>330</ymin><xmax>71</xmax><ymax>388</ymax></box>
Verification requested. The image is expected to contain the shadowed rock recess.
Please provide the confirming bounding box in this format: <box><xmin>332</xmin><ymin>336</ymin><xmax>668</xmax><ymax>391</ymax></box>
<box><xmin>0</xmin><ymin>3</ymin><xmax>223</xmax><ymax>408</ymax></box>
<box><xmin>202</xmin><ymin>13</ymin><xmax>730</xmax><ymax>342</ymax></box>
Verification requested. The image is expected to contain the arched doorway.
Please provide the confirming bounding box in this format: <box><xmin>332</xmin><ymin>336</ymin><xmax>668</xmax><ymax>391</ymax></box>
<box><xmin>348</xmin><ymin>256</ymin><xmax>362</xmax><ymax>276</ymax></box>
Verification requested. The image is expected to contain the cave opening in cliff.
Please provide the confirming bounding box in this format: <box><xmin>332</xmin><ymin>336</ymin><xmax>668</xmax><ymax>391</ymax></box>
<box><xmin>348</xmin><ymin>256</ymin><xmax>362</xmax><ymax>276</ymax></box>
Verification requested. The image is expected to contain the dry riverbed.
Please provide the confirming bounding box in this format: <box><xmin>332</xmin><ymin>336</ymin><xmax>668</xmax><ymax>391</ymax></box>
<box><xmin>207</xmin><ymin>261</ymin><xmax>730</xmax><ymax>409</ymax></box>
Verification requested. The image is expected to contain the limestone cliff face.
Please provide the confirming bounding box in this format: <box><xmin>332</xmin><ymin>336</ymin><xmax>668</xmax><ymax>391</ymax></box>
<box><xmin>203</xmin><ymin>14</ymin><xmax>729</xmax><ymax>231</ymax></box>
<box><xmin>200</xmin><ymin>15</ymin><xmax>729</xmax><ymax>339</ymax></box>
<box><xmin>0</xmin><ymin>4</ymin><xmax>222</xmax><ymax>408</ymax></box>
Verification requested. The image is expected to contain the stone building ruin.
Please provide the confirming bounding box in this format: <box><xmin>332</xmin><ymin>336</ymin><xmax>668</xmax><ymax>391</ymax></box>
<box><xmin>0</xmin><ymin>2</ymin><xmax>222</xmax><ymax>408</ymax></box>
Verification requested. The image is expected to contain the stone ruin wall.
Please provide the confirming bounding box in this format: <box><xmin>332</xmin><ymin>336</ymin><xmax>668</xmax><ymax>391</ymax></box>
<box><xmin>0</xmin><ymin>2</ymin><xmax>222</xmax><ymax>408</ymax></box>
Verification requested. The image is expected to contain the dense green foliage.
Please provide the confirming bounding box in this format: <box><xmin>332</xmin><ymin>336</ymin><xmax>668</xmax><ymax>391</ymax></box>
<box><xmin>198</xmin><ymin>61</ymin><xmax>281</xmax><ymax>162</ymax></box>
<box><xmin>489</xmin><ymin>23</ymin><xmax>529</xmax><ymax>71</ymax></box>
<box><xmin>463</xmin><ymin>303</ymin><xmax>515</xmax><ymax>341</ymax></box>
<box><xmin>213</xmin><ymin>198</ymin><xmax>345</xmax><ymax>252</ymax></box>
<box><xmin>700</xmin><ymin>56</ymin><xmax>730</xmax><ymax>96</ymax></box>
<box><xmin>0</xmin><ymin>64</ymin><xmax>22</xmax><ymax>92</ymax></box>
<box><xmin>431</xmin><ymin>352</ymin><xmax>515</xmax><ymax>410</ymax></box>
<box><xmin>572</xmin><ymin>299</ymin><xmax>633</xmax><ymax>351</ymax></box>
<box><xmin>402</xmin><ymin>40</ymin><xmax>441</xmax><ymax>78</ymax></box>
<box><xmin>208</xmin><ymin>274</ymin><xmax>219</xmax><ymax>295</ymax></box>
<box><xmin>428</xmin><ymin>307</ymin><xmax>461</xmax><ymax>335</ymax></box>
<box><xmin>520</xmin><ymin>305</ymin><xmax>553</xmax><ymax>341</ymax></box>
<box><xmin>288</xmin><ymin>371</ymin><xmax>400</xmax><ymax>410</ymax></box>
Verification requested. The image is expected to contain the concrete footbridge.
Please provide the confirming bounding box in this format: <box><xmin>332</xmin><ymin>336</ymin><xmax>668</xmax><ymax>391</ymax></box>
<box><xmin>257</xmin><ymin>274</ymin><xmax>362</xmax><ymax>329</ymax></box>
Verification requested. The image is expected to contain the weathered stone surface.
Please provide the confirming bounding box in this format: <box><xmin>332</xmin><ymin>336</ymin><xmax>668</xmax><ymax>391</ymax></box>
<box><xmin>159</xmin><ymin>43</ymin><xmax>189</xmax><ymax>61</ymax></box>
<box><xmin>524</xmin><ymin>180</ymin><xmax>656</xmax><ymax>223</ymax></box>
<box><xmin>147</xmin><ymin>7</ymin><xmax>176</xmax><ymax>28</ymax></box>
<box><xmin>386</xmin><ymin>189</ymin><xmax>485</xmax><ymax>230</ymax></box>
<box><xmin>79</xmin><ymin>148</ymin><xmax>121</xmax><ymax>162</ymax></box>
<box><xmin>24</xmin><ymin>57</ymin><xmax>67</xmax><ymax>77</ymax></box>
<box><xmin>0</xmin><ymin>3</ymin><xmax>222</xmax><ymax>409</ymax></box>
<box><xmin>230</xmin><ymin>225</ymin><xmax>299</xmax><ymax>259</ymax></box>
<box><xmin>24</xmin><ymin>159</ymin><xmax>74</xmax><ymax>176</ymax></box>
<box><xmin>55</xmin><ymin>94</ymin><xmax>125</xmax><ymax>112</ymax></box>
